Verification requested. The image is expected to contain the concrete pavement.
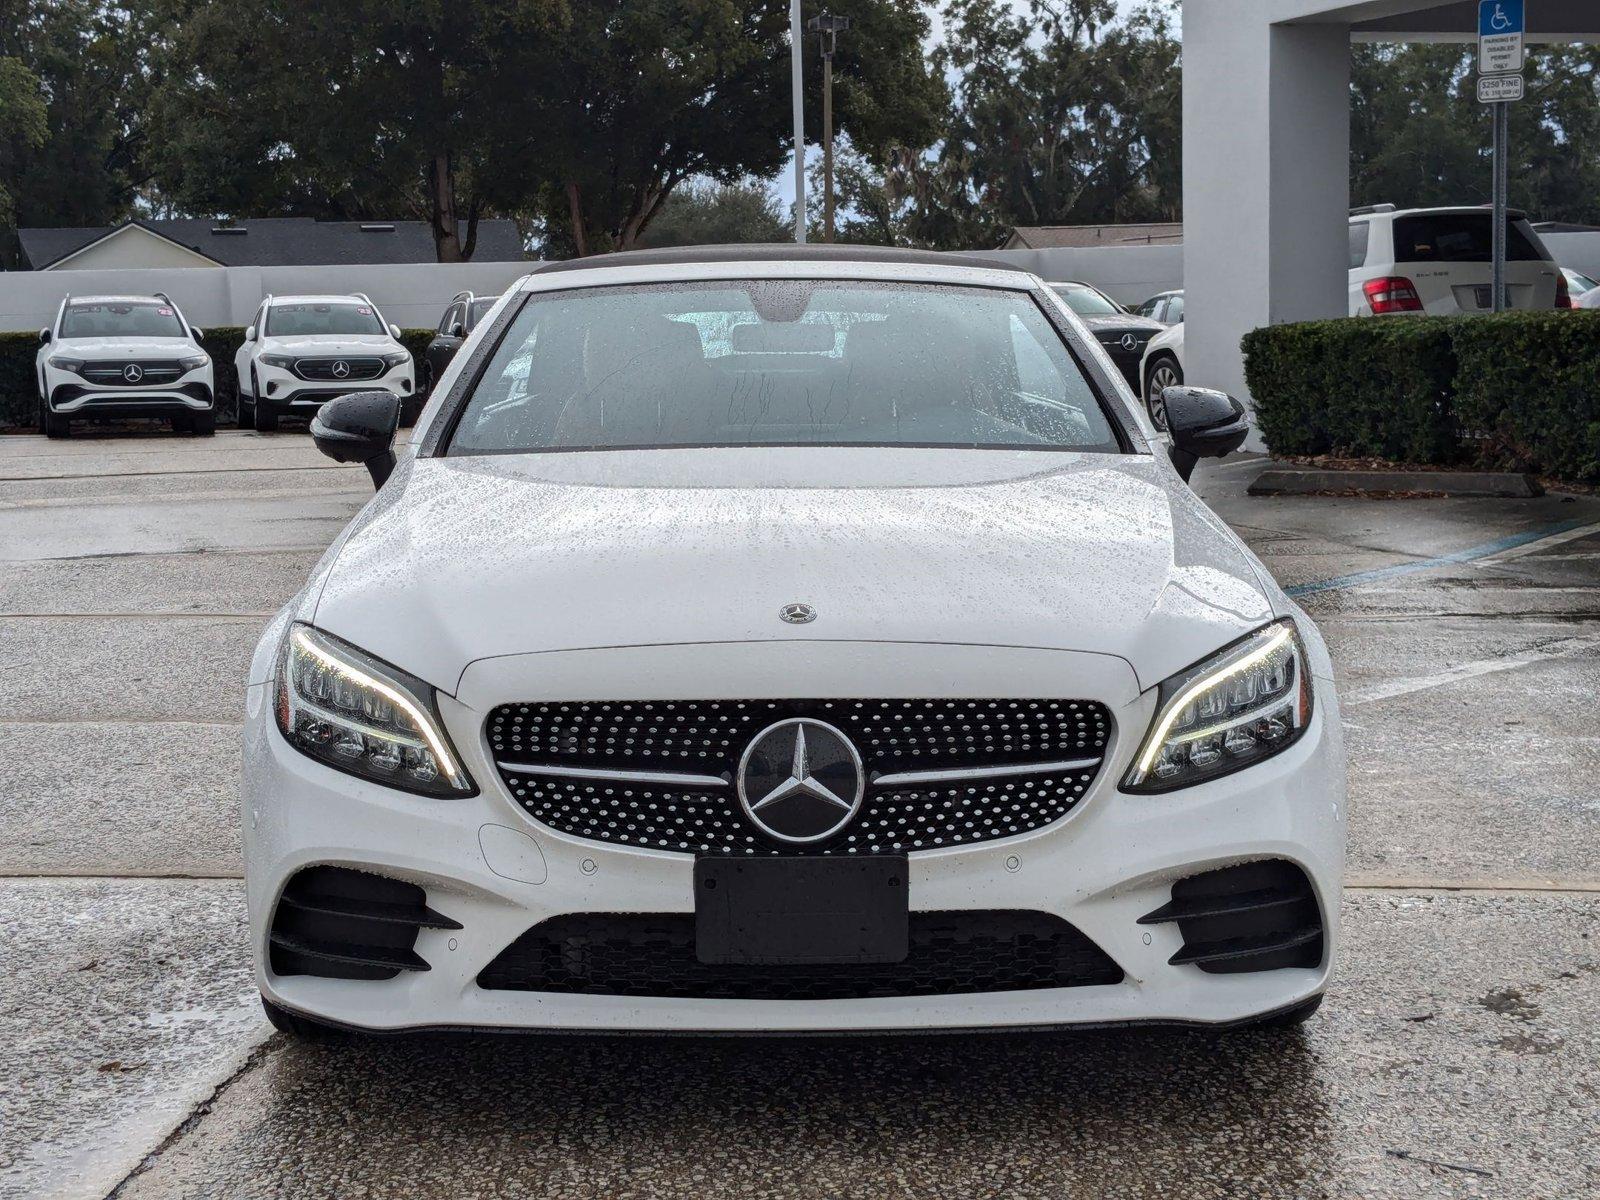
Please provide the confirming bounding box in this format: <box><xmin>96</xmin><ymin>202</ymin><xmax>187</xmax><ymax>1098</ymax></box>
<box><xmin>1</xmin><ymin>432</ymin><xmax>1596</xmax><ymax>1199</ymax></box>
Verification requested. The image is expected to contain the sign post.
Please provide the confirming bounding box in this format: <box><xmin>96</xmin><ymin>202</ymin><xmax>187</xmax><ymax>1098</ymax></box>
<box><xmin>1478</xmin><ymin>0</ymin><xmax>1525</xmax><ymax>313</ymax></box>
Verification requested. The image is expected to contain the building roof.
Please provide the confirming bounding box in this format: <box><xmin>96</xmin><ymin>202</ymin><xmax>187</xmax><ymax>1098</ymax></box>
<box><xmin>18</xmin><ymin>217</ymin><xmax>526</xmax><ymax>269</ymax></box>
<box><xmin>1003</xmin><ymin>223</ymin><xmax>1184</xmax><ymax>250</ymax></box>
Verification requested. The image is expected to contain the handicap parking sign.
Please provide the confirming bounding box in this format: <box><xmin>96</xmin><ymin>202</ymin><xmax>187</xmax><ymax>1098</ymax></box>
<box><xmin>1479</xmin><ymin>1</ymin><xmax>1525</xmax><ymax>76</ymax></box>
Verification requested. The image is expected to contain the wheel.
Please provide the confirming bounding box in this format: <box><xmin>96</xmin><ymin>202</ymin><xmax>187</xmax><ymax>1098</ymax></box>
<box><xmin>1244</xmin><ymin>993</ymin><xmax>1323</xmax><ymax>1030</ymax></box>
<box><xmin>262</xmin><ymin>996</ymin><xmax>355</xmax><ymax>1043</ymax></box>
<box><xmin>237</xmin><ymin>388</ymin><xmax>254</xmax><ymax>428</ymax></box>
<box><xmin>192</xmin><ymin>409</ymin><xmax>216</xmax><ymax>436</ymax></box>
<box><xmin>1145</xmin><ymin>356</ymin><xmax>1182</xmax><ymax>432</ymax></box>
<box><xmin>251</xmin><ymin>371</ymin><xmax>279</xmax><ymax>432</ymax></box>
<box><xmin>44</xmin><ymin>407</ymin><xmax>70</xmax><ymax>439</ymax></box>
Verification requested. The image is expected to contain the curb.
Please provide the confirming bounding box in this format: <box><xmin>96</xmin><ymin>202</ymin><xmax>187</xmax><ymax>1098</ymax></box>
<box><xmin>1248</xmin><ymin>468</ymin><xmax>1543</xmax><ymax>498</ymax></box>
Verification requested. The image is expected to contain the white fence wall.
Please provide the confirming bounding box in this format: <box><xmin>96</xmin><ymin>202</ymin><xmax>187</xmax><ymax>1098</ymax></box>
<box><xmin>949</xmin><ymin>245</ymin><xmax>1185</xmax><ymax>305</ymax></box>
<box><xmin>0</xmin><ymin>261</ymin><xmax>535</xmax><ymax>333</ymax></box>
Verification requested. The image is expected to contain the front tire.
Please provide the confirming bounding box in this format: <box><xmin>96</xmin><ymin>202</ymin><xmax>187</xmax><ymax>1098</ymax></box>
<box><xmin>1144</xmin><ymin>355</ymin><xmax>1182</xmax><ymax>432</ymax></box>
<box><xmin>251</xmin><ymin>370</ymin><xmax>279</xmax><ymax>432</ymax></box>
<box><xmin>43</xmin><ymin>404</ymin><xmax>70</xmax><ymax>439</ymax></box>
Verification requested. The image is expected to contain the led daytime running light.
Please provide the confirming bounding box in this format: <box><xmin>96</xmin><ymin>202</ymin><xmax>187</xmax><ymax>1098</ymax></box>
<box><xmin>1135</xmin><ymin>626</ymin><xmax>1294</xmax><ymax>777</ymax></box>
<box><xmin>289</xmin><ymin>625</ymin><xmax>462</xmax><ymax>784</ymax></box>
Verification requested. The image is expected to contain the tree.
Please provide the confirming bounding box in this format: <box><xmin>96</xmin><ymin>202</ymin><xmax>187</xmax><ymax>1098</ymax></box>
<box><xmin>0</xmin><ymin>1</ymin><xmax>149</xmax><ymax>257</ymax></box>
<box><xmin>929</xmin><ymin>0</ymin><xmax>1181</xmax><ymax>238</ymax></box>
<box><xmin>1351</xmin><ymin>42</ymin><xmax>1600</xmax><ymax>225</ymax></box>
<box><xmin>526</xmin><ymin>0</ymin><xmax>946</xmax><ymax>255</ymax></box>
<box><xmin>637</xmin><ymin>180</ymin><xmax>789</xmax><ymax>248</ymax></box>
<box><xmin>147</xmin><ymin>0</ymin><xmax>563</xmax><ymax>261</ymax></box>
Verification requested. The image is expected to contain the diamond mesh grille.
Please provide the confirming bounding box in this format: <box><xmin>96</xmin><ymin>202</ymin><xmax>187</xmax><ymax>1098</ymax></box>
<box><xmin>489</xmin><ymin>699</ymin><xmax>1111</xmax><ymax>855</ymax></box>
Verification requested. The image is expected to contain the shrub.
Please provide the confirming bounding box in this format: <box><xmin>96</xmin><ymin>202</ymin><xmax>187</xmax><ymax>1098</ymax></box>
<box><xmin>1452</xmin><ymin>312</ymin><xmax>1600</xmax><ymax>481</ymax></box>
<box><xmin>1</xmin><ymin>327</ymin><xmax>438</xmax><ymax>431</ymax></box>
<box><xmin>1242</xmin><ymin>317</ymin><xmax>1459</xmax><ymax>462</ymax></box>
<box><xmin>1242</xmin><ymin>311</ymin><xmax>1600</xmax><ymax>482</ymax></box>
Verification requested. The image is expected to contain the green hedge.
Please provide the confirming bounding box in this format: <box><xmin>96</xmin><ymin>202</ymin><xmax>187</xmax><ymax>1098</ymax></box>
<box><xmin>1</xmin><ymin>326</ymin><xmax>438</xmax><ymax>430</ymax></box>
<box><xmin>1242</xmin><ymin>312</ymin><xmax>1600</xmax><ymax>482</ymax></box>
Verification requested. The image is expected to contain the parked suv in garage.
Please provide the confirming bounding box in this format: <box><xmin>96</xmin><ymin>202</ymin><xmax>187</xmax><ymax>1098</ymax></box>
<box><xmin>35</xmin><ymin>294</ymin><xmax>215</xmax><ymax>438</ymax></box>
<box><xmin>235</xmin><ymin>294</ymin><xmax>414</xmax><ymax>431</ymax></box>
<box><xmin>1348</xmin><ymin>205</ymin><xmax>1563</xmax><ymax>315</ymax></box>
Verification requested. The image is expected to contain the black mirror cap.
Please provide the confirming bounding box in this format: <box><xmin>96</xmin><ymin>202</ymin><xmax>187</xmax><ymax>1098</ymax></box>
<box><xmin>310</xmin><ymin>391</ymin><xmax>401</xmax><ymax>489</ymax></box>
<box><xmin>449</xmin><ymin>323</ymin><xmax>465</xmax><ymax>339</ymax></box>
<box><xmin>39</xmin><ymin>328</ymin><xmax>51</xmax><ymax>344</ymax></box>
<box><xmin>1163</xmin><ymin>386</ymin><xmax>1249</xmax><ymax>481</ymax></box>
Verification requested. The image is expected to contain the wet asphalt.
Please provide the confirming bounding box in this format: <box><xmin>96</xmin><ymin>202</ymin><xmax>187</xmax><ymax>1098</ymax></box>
<box><xmin>1</xmin><ymin>430</ymin><xmax>1596</xmax><ymax>1199</ymax></box>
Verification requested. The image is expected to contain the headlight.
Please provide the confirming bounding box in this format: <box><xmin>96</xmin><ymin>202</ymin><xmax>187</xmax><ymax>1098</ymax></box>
<box><xmin>380</xmin><ymin>351</ymin><xmax>410</xmax><ymax>369</ymax></box>
<box><xmin>178</xmin><ymin>353</ymin><xmax>209</xmax><ymax>370</ymax></box>
<box><xmin>49</xmin><ymin>356</ymin><xmax>86</xmax><ymax>374</ymax></box>
<box><xmin>1122</xmin><ymin>619</ymin><xmax>1312</xmax><ymax>793</ymax></box>
<box><xmin>274</xmin><ymin>623</ymin><xmax>475</xmax><ymax>797</ymax></box>
<box><xmin>260</xmin><ymin>353</ymin><xmax>298</xmax><ymax>369</ymax></box>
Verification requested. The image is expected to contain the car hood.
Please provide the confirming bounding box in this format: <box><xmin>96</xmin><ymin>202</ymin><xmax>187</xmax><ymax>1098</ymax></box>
<box><xmin>310</xmin><ymin>449</ymin><xmax>1276</xmax><ymax>694</ymax></box>
<box><xmin>1077</xmin><ymin>315</ymin><xmax>1167</xmax><ymax>336</ymax></box>
<box><xmin>262</xmin><ymin>335</ymin><xmax>398</xmax><ymax>354</ymax></box>
<box><xmin>49</xmin><ymin>336</ymin><xmax>197</xmax><ymax>357</ymax></box>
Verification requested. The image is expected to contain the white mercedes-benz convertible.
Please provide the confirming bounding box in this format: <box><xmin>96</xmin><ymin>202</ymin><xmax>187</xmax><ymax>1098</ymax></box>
<box><xmin>242</xmin><ymin>245</ymin><xmax>1345</xmax><ymax>1039</ymax></box>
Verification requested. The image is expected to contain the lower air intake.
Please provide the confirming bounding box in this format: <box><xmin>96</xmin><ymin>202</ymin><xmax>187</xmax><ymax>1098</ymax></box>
<box><xmin>268</xmin><ymin>866</ymin><xmax>460</xmax><ymax>981</ymax></box>
<box><xmin>477</xmin><ymin>910</ymin><xmax>1124</xmax><ymax>1000</ymax></box>
<box><xmin>1140</xmin><ymin>860</ymin><xmax>1324</xmax><ymax>975</ymax></box>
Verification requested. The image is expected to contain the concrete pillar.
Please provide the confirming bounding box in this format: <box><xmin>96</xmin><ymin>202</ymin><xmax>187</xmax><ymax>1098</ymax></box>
<box><xmin>1182</xmin><ymin>3</ymin><xmax>1351</xmax><ymax>417</ymax></box>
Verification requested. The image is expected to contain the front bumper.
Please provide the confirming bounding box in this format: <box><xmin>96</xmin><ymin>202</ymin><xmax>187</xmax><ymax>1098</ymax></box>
<box><xmin>255</xmin><ymin>362</ymin><xmax>413</xmax><ymax>411</ymax></box>
<box><xmin>243</xmin><ymin>640</ymin><xmax>1346</xmax><ymax>1034</ymax></box>
<box><xmin>47</xmin><ymin>375</ymin><xmax>214</xmax><ymax>414</ymax></box>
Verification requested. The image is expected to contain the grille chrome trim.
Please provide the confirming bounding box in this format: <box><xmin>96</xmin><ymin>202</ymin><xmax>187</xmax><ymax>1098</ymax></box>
<box><xmin>495</xmin><ymin>760</ymin><xmax>731</xmax><ymax>789</ymax></box>
<box><xmin>872</xmin><ymin>756</ymin><xmax>1103</xmax><ymax>789</ymax></box>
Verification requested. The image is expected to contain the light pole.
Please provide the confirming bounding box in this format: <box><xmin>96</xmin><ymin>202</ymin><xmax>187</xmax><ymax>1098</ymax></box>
<box><xmin>807</xmin><ymin>12</ymin><xmax>851</xmax><ymax>243</ymax></box>
<box><xmin>790</xmin><ymin>0</ymin><xmax>806</xmax><ymax>243</ymax></box>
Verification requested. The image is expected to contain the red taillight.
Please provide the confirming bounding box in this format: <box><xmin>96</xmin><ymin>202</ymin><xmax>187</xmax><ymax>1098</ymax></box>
<box><xmin>1363</xmin><ymin>276</ymin><xmax>1424</xmax><ymax>315</ymax></box>
<box><xmin>1556</xmin><ymin>273</ymin><xmax>1574</xmax><ymax>310</ymax></box>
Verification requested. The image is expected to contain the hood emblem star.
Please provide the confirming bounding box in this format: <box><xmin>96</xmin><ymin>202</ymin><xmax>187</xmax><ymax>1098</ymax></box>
<box><xmin>780</xmin><ymin>602</ymin><xmax>817</xmax><ymax>625</ymax></box>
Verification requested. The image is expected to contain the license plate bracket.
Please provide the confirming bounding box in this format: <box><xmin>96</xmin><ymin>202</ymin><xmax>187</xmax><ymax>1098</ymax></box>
<box><xmin>694</xmin><ymin>855</ymin><xmax>909</xmax><ymax>966</ymax></box>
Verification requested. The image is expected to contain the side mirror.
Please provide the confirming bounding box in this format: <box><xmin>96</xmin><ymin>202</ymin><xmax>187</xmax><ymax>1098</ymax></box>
<box><xmin>310</xmin><ymin>391</ymin><xmax>401</xmax><ymax>489</ymax></box>
<box><xmin>39</xmin><ymin>328</ymin><xmax>51</xmax><ymax>344</ymax></box>
<box><xmin>1164</xmin><ymin>386</ymin><xmax>1249</xmax><ymax>482</ymax></box>
<box><xmin>449</xmin><ymin>322</ymin><xmax>465</xmax><ymax>339</ymax></box>
<box><xmin>245</xmin><ymin>325</ymin><xmax>257</xmax><ymax>342</ymax></box>
<box><xmin>389</xmin><ymin>323</ymin><xmax>403</xmax><ymax>340</ymax></box>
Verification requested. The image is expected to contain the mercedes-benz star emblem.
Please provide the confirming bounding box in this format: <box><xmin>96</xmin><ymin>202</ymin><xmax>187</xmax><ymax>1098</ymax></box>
<box><xmin>331</xmin><ymin>360</ymin><xmax>351</xmax><ymax>379</ymax></box>
<box><xmin>122</xmin><ymin>363</ymin><xmax>144</xmax><ymax>383</ymax></box>
<box><xmin>1119</xmin><ymin>333</ymin><xmax>1139</xmax><ymax>352</ymax></box>
<box><xmin>737</xmin><ymin>718</ymin><xmax>864</xmax><ymax>845</ymax></box>
<box><xmin>780</xmin><ymin>602</ymin><xmax>817</xmax><ymax>625</ymax></box>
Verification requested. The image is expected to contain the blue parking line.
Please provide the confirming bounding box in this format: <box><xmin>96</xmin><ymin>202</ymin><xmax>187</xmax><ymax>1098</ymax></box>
<box><xmin>1286</xmin><ymin>519</ymin><xmax>1591</xmax><ymax>598</ymax></box>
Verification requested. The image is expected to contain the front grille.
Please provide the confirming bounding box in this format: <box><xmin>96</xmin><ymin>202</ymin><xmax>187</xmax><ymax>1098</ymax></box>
<box><xmin>81</xmin><ymin>360</ymin><xmax>183</xmax><ymax>386</ymax></box>
<box><xmin>294</xmin><ymin>356</ymin><xmax>385</xmax><ymax>381</ymax></box>
<box><xmin>489</xmin><ymin>699</ymin><xmax>1112</xmax><ymax>855</ymax></box>
<box><xmin>268</xmin><ymin>865</ymin><xmax>459</xmax><ymax>981</ymax></box>
<box><xmin>1139</xmin><ymin>860</ymin><xmax>1323</xmax><ymax>974</ymax></box>
<box><xmin>1096</xmin><ymin>333</ymin><xmax>1150</xmax><ymax>359</ymax></box>
<box><xmin>477</xmin><ymin>911</ymin><xmax>1124</xmax><ymax>999</ymax></box>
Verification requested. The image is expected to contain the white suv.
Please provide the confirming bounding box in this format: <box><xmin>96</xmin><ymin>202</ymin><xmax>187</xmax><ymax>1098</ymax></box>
<box><xmin>1348</xmin><ymin>205</ymin><xmax>1565</xmax><ymax>315</ymax></box>
<box><xmin>235</xmin><ymin>294</ymin><xmax>414</xmax><ymax>431</ymax></box>
<box><xmin>35</xmin><ymin>294</ymin><xmax>215</xmax><ymax>439</ymax></box>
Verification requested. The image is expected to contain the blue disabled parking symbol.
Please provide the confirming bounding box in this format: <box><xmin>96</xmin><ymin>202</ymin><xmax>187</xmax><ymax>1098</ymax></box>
<box><xmin>1480</xmin><ymin>0</ymin><xmax>1524</xmax><ymax>38</ymax></box>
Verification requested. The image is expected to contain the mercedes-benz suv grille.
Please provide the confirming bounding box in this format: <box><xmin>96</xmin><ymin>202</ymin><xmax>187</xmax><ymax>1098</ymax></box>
<box><xmin>294</xmin><ymin>357</ymin><xmax>385</xmax><ymax>381</ymax></box>
<box><xmin>489</xmin><ymin>699</ymin><xmax>1112</xmax><ymax>855</ymax></box>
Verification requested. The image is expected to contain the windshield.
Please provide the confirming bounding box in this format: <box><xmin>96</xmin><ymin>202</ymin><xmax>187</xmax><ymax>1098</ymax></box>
<box><xmin>1050</xmin><ymin>284</ymin><xmax>1123</xmax><ymax>317</ymax></box>
<box><xmin>446</xmin><ymin>280</ymin><xmax>1121</xmax><ymax>455</ymax></box>
<box><xmin>267</xmin><ymin>301</ymin><xmax>385</xmax><ymax>337</ymax></box>
<box><xmin>60</xmin><ymin>301</ymin><xmax>186</xmax><ymax>339</ymax></box>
